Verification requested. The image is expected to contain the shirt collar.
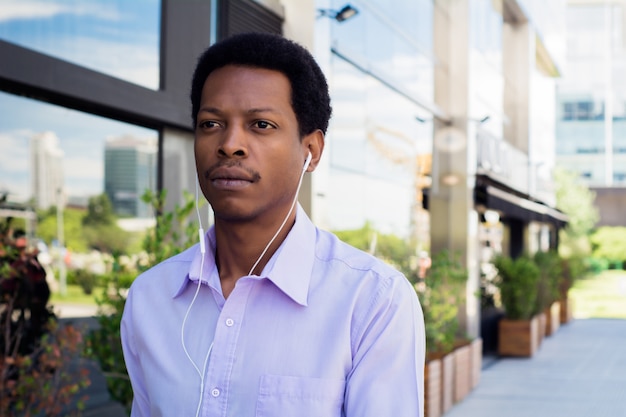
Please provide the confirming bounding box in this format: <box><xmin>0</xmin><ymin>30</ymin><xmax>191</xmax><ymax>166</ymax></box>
<box><xmin>173</xmin><ymin>204</ymin><xmax>316</xmax><ymax>306</ymax></box>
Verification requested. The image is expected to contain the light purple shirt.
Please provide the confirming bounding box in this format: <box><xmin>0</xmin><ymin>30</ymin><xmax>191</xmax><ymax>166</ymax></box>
<box><xmin>121</xmin><ymin>205</ymin><xmax>425</xmax><ymax>417</ymax></box>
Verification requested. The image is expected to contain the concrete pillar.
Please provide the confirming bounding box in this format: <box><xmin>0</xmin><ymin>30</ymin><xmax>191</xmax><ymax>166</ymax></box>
<box><xmin>503</xmin><ymin>21</ymin><xmax>532</xmax><ymax>153</ymax></box>
<box><xmin>431</xmin><ymin>0</ymin><xmax>480</xmax><ymax>339</ymax></box>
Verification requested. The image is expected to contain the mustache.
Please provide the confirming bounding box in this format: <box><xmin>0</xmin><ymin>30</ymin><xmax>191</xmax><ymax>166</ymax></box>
<box><xmin>203</xmin><ymin>160</ymin><xmax>261</xmax><ymax>181</ymax></box>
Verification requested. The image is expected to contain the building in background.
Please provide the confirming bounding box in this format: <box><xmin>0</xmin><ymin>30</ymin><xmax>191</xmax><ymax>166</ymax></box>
<box><xmin>104</xmin><ymin>135</ymin><xmax>157</xmax><ymax>218</ymax></box>
<box><xmin>30</xmin><ymin>132</ymin><xmax>64</xmax><ymax>210</ymax></box>
<box><xmin>556</xmin><ymin>0</ymin><xmax>626</xmax><ymax>226</ymax></box>
<box><xmin>316</xmin><ymin>0</ymin><xmax>567</xmax><ymax>343</ymax></box>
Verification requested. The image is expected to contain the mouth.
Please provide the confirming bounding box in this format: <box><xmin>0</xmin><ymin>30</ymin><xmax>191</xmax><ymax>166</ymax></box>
<box><xmin>204</xmin><ymin>164</ymin><xmax>260</xmax><ymax>190</ymax></box>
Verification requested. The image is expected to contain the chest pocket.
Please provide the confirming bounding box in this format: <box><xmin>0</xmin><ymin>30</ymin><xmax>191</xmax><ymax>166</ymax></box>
<box><xmin>256</xmin><ymin>374</ymin><xmax>345</xmax><ymax>417</ymax></box>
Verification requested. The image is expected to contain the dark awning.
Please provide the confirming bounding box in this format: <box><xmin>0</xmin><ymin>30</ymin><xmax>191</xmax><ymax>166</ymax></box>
<box><xmin>474</xmin><ymin>175</ymin><xmax>568</xmax><ymax>228</ymax></box>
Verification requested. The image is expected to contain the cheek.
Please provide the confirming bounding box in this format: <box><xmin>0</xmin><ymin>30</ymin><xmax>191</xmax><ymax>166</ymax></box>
<box><xmin>194</xmin><ymin>139</ymin><xmax>214</xmax><ymax>162</ymax></box>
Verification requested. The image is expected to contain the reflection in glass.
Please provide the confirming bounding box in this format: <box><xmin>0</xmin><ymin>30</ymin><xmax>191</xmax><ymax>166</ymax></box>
<box><xmin>327</xmin><ymin>57</ymin><xmax>433</xmax><ymax>239</ymax></box>
<box><xmin>0</xmin><ymin>0</ymin><xmax>160</xmax><ymax>89</ymax></box>
<box><xmin>0</xmin><ymin>91</ymin><xmax>157</xmax><ymax>217</ymax></box>
<box><xmin>330</xmin><ymin>0</ymin><xmax>434</xmax><ymax>103</ymax></box>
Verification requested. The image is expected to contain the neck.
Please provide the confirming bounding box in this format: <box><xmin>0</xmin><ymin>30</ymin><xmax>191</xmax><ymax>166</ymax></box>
<box><xmin>213</xmin><ymin>209</ymin><xmax>297</xmax><ymax>297</ymax></box>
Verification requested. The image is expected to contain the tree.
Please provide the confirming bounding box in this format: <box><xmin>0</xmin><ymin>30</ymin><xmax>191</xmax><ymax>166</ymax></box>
<box><xmin>554</xmin><ymin>166</ymin><xmax>599</xmax><ymax>258</ymax></box>
<box><xmin>590</xmin><ymin>226</ymin><xmax>626</xmax><ymax>266</ymax></box>
<box><xmin>82</xmin><ymin>194</ymin><xmax>115</xmax><ymax>227</ymax></box>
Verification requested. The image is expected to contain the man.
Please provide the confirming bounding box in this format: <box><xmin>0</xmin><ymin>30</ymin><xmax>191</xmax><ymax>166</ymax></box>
<box><xmin>121</xmin><ymin>32</ymin><xmax>425</xmax><ymax>417</ymax></box>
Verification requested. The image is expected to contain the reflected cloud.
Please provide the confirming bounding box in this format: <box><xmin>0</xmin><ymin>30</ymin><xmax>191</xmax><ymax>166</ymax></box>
<box><xmin>0</xmin><ymin>0</ymin><xmax>123</xmax><ymax>23</ymax></box>
<box><xmin>0</xmin><ymin>130</ymin><xmax>31</xmax><ymax>173</ymax></box>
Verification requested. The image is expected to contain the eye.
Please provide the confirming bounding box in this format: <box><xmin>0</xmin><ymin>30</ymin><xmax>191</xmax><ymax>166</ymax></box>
<box><xmin>198</xmin><ymin>120</ymin><xmax>220</xmax><ymax>129</ymax></box>
<box><xmin>253</xmin><ymin>120</ymin><xmax>275</xmax><ymax>129</ymax></box>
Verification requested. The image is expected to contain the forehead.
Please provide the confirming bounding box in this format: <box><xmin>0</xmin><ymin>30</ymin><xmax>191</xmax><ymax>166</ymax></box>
<box><xmin>201</xmin><ymin>65</ymin><xmax>293</xmax><ymax>106</ymax></box>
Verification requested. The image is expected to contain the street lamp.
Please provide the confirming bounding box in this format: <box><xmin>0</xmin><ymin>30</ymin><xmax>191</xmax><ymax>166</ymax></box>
<box><xmin>317</xmin><ymin>4</ymin><xmax>359</xmax><ymax>22</ymax></box>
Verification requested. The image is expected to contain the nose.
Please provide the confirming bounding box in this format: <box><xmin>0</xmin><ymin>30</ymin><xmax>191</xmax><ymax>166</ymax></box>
<box><xmin>218</xmin><ymin>125</ymin><xmax>248</xmax><ymax>158</ymax></box>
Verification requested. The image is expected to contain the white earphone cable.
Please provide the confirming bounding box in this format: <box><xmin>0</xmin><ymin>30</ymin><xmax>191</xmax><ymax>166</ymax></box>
<box><xmin>247</xmin><ymin>153</ymin><xmax>311</xmax><ymax>276</ymax></box>
<box><xmin>181</xmin><ymin>178</ymin><xmax>213</xmax><ymax>417</ymax></box>
<box><xmin>184</xmin><ymin>154</ymin><xmax>310</xmax><ymax>415</ymax></box>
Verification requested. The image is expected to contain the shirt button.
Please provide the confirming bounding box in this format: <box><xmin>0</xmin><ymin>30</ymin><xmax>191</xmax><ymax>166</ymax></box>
<box><xmin>225</xmin><ymin>318</ymin><xmax>234</xmax><ymax>327</ymax></box>
<box><xmin>211</xmin><ymin>388</ymin><xmax>220</xmax><ymax>397</ymax></box>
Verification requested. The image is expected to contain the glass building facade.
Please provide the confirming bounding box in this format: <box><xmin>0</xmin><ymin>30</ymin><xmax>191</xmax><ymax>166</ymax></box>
<box><xmin>0</xmin><ymin>1</ymin><xmax>161</xmax><ymax>217</ymax></box>
<box><xmin>321</xmin><ymin>0</ymin><xmax>434</xmax><ymax>242</ymax></box>
<box><xmin>556</xmin><ymin>1</ymin><xmax>626</xmax><ymax>187</ymax></box>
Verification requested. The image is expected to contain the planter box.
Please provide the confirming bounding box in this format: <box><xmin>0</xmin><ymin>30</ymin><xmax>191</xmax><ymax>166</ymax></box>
<box><xmin>469</xmin><ymin>338</ymin><xmax>483</xmax><ymax>389</ymax></box>
<box><xmin>498</xmin><ymin>315</ymin><xmax>539</xmax><ymax>357</ymax></box>
<box><xmin>536</xmin><ymin>312</ymin><xmax>546</xmax><ymax>348</ymax></box>
<box><xmin>441</xmin><ymin>352</ymin><xmax>455</xmax><ymax>414</ymax></box>
<box><xmin>424</xmin><ymin>359</ymin><xmax>442</xmax><ymax>417</ymax></box>
<box><xmin>560</xmin><ymin>296</ymin><xmax>574</xmax><ymax>324</ymax></box>
<box><xmin>453</xmin><ymin>343</ymin><xmax>471</xmax><ymax>403</ymax></box>
<box><xmin>544</xmin><ymin>301</ymin><xmax>561</xmax><ymax>336</ymax></box>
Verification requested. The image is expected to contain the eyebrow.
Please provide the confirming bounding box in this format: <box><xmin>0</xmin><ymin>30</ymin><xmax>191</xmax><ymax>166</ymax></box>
<box><xmin>197</xmin><ymin>106</ymin><xmax>282</xmax><ymax>116</ymax></box>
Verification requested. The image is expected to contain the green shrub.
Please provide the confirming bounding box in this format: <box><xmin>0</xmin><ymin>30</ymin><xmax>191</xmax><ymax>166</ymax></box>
<box><xmin>493</xmin><ymin>255</ymin><xmax>540</xmax><ymax>320</ymax></box>
<box><xmin>533</xmin><ymin>251</ymin><xmax>562</xmax><ymax>313</ymax></box>
<box><xmin>417</xmin><ymin>250</ymin><xmax>467</xmax><ymax>354</ymax></box>
<box><xmin>587</xmin><ymin>257</ymin><xmax>609</xmax><ymax>274</ymax></box>
<box><xmin>85</xmin><ymin>189</ymin><xmax>199</xmax><ymax>414</ymax></box>
<box><xmin>73</xmin><ymin>268</ymin><xmax>101</xmax><ymax>295</ymax></box>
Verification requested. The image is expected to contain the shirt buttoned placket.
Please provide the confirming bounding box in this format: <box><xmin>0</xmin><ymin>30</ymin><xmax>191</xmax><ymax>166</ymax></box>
<box><xmin>201</xmin><ymin>277</ymin><xmax>255</xmax><ymax>417</ymax></box>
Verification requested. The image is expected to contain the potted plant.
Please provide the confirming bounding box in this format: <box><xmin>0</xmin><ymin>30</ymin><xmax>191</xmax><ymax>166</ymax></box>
<box><xmin>533</xmin><ymin>250</ymin><xmax>563</xmax><ymax>336</ymax></box>
<box><xmin>493</xmin><ymin>254</ymin><xmax>541</xmax><ymax>357</ymax></box>
<box><xmin>416</xmin><ymin>250</ymin><xmax>471</xmax><ymax>415</ymax></box>
<box><xmin>559</xmin><ymin>255</ymin><xmax>586</xmax><ymax>323</ymax></box>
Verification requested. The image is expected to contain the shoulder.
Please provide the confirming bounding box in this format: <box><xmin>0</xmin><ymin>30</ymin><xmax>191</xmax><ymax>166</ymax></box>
<box><xmin>129</xmin><ymin>244</ymin><xmax>198</xmax><ymax>295</ymax></box>
<box><xmin>314</xmin><ymin>228</ymin><xmax>402</xmax><ymax>281</ymax></box>
<box><xmin>312</xmin><ymin>229</ymin><xmax>418</xmax><ymax>311</ymax></box>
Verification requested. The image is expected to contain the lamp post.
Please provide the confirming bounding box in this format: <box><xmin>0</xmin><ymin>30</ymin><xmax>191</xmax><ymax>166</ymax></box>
<box><xmin>56</xmin><ymin>187</ymin><xmax>67</xmax><ymax>296</ymax></box>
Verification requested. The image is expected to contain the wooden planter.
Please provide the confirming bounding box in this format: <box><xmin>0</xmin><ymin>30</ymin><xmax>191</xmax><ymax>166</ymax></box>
<box><xmin>544</xmin><ymin>301</ymin><xmax>561</xmax><ymax>336</ymax></box>
<box><xmin>453</xmin><ymin>342</ymin><xmax>471</xmax><ymax>403</ymax></box>
<box><xmin>536</xmin><ymin>312</ymin><xmax>546</xmax><ymax>348</ymax></box>
<box><xmin>498</xmin><ymin>315</ymin><xmax>539</xmax><ymax>357</ymax></box>
<box><xmin>424</xmin><ymin>358</ymin><xmax>442</xmax><ymax>417</ymax></box>
<box><xmin>441</xmin><ymin>352</ymin><xmax>455</xmax><ymax>414</ymax></box>
<box><xmin>469</xmin><ymin>338</ymin><xmax>483</xmax><ymax>389</ymax></box>
<box><xmin>560</xmin><ymin>296</ymin><xmax>574</xmax><ymax>324</ymax></box>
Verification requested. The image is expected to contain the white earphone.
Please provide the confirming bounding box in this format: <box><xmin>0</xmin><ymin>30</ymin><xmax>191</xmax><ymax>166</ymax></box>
<box><xmin>303</xmin><ymin>151</ymin><xmax>312</xmax><ymax>172</ymax></box>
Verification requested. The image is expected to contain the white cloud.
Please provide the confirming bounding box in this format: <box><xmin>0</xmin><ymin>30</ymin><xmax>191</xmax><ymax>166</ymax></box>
<box><xmin>0</xmin><ymin>0</ymin><xmax>122</xmax><ymax>23</ymax></box>
<box><xmin>0</xmin><ymin>130</ymin><xmax>31</xmax><ymax>173</ymax></box>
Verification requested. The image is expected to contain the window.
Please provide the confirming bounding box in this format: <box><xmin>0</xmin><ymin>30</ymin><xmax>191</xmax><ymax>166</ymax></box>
<box><xmin>561</xmin><ymin>100</ymin><xmax>603</xmax><ymax>121</ymax></box>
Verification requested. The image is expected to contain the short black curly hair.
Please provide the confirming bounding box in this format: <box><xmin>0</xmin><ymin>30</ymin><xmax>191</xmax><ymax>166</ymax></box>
<box><xmin>190</xmin><ymin>32</ymin><xmax>332</xmax><ymax>138</ymax></box>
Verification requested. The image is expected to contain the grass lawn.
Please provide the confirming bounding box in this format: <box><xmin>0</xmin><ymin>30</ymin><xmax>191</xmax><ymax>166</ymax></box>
<box><xmin>569</xmin><ymin>269</ymin><xmax>626</xmax><ymax>319</ymax></box>
<box><xmin>50</xmin><ymin>284</ymin><xmax>101</xmax><ymax>305</ymax></box>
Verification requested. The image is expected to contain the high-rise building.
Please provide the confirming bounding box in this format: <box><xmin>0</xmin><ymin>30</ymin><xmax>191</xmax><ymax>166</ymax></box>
<box><xmin>104</xmin><ymin>135</ymin><xmax>157</xmax><ymax>218</ymax></box>
<box><xmin>30</xmin><ymin>131</ymin><xmax>64</xmax><ymax>209</ymax></box>
<box><xmin>556</xmin><ymin>0</ymin><xmax>626</xmax><ymax>226</ymax></box>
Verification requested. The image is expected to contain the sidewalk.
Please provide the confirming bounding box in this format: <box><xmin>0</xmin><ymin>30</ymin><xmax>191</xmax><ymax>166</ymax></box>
<box><xmin>56</xmin><ymin>304</ymin><xmax>128</xmax><ymax>417</ymax></box>
<box><xmin>446</xmin><ymin>318</ymin><xmax>626</xmax><ymax>417</ymax></box>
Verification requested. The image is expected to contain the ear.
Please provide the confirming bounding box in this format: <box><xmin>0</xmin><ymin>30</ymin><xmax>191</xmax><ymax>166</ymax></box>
<box><xmin>302</xmin><ymin>129</ymin><xmax>325</xmax><ymax>172</ymax></box>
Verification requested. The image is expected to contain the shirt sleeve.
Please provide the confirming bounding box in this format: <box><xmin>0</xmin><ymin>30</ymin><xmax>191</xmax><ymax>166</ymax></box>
<box><xmin>344</xmin><ymin>275</ymin><xmax>426</xmax><ymax>417</ymax></box>
<box><xmin>121</xmin><ymin>285</ymin><xmax>151</xmax><ymax>417</ymax></box>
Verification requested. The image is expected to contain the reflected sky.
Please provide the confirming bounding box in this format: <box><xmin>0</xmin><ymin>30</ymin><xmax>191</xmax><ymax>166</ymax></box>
<box><xmin>0</xmin><ymin>91</ymin><xmax>157</xmax><ymax>202</ymax></box>
<box><xmin>0</xmin><ymin>0</ymin><xmax>160</xmax><ymax>89</ymax></box>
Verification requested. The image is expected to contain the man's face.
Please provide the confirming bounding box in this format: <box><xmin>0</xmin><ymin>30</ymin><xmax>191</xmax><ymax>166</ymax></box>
<box><xmin>194</xmin><ymin>65</ymin><xmax>309</xmax><ymax>224</ymax></box>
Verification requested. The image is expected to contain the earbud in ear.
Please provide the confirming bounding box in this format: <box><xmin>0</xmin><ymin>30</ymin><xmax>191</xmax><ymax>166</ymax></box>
<box><xmin>303</xmin><ymin>152</ymin><xmax>312</xmax><ymax>172</ymax></box>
